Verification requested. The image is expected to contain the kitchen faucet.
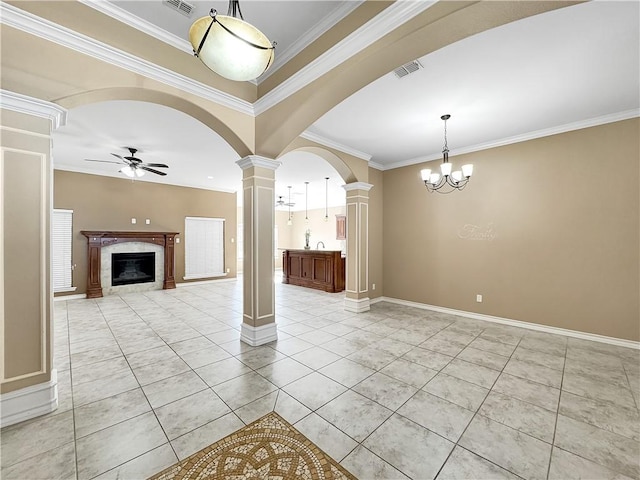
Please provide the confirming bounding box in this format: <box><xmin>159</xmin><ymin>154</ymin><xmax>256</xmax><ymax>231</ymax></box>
<box><xmin>316</xmin><ymin>241</ymin><xmax>325</xmax><ymax>249</ymax></box>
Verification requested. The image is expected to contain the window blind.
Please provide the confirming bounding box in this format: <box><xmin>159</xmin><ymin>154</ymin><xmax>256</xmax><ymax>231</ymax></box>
<box><xmin>184</xmin><ymin>217</ymin><xmax>225</xmax><ymax>280</ymax></box>
<box><xmin>52</xmin><ymin>209</ymin><xmax>74</xmax><ymax>292</ymax></box>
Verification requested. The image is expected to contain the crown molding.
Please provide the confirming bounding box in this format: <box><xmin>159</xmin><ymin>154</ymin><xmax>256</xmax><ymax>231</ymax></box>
<box><xmin>254</xmin><ymin>0</ymin><xmax>437</xmax><ymax>115</ymax></box>
<box><xmin>380</xmin><ymin>109</ymin><xmax>640</xmax><ymax>171</ymax></box>
<box><xmin>0</xmin><ymin>2</ymin><xmax>254</xmax><ymax>116</ymax></box>
<box><xmin>1</xmin><ymin>1</ymin><xmax>433</xmax><ymax>118</ymax></box>
<box><xmin>258</xmin><ymin>1</ymin><xmax>364</xmax><ymax>83</ymax></box>
<box><xmin>53</xmin><ymin>165</ymin><xmax>239</xmax><ymax>194</ymax></box>
<box><xmin>78</xmin><ymin>0</ymin><xmax>193</xmax><ymax>55</ymax></box>
<box><xmin>368</xmin><ymin>161</ymin><xmax>384</xmax><ymax>171</ymax></box>
<box><xmin>0</xmin><ymin>89</ymin><xmax>68</xmax><ymax>129</ymax></box>
<box><xmin>300</xmin><ymin>130</ymin><xmax>372</xmax><ymax>161</ymax></box>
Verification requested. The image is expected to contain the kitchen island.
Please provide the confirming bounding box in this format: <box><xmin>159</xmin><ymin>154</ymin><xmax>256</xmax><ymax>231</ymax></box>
<box><xmin>282</xmin><ymin>249</ymin><xmax>345</xmax><ymax>293</ymax></box>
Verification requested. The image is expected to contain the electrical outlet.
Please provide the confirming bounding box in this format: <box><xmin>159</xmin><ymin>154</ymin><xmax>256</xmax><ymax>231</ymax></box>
<box><xmin>226</xmin><ymin>268</ymin><xmax>230</xmax><ymax>273</ymax></box>
<box><xmin>131</xmin><ymin>218</ymin><xmax>136</xmax><ymax>224</ymax></box>
<box><xmin>145</xmin><ymin>219</ymin><xmax>150</xmax><ymax>225</ymax></box>
<box><xmin>176</xmin><ymin>238</ymin><xmax>180</xmax><ymax>244</ymax></box>
<box><xmin>231</xmin><ymin>238</ymin><xmax>234</xmax><ymax>243</ymax></box>
<box><xmin>476</xmin><ymin>294</ymin><xmax>483</xmax><ymax>303</ymax></box>
<box><xmin>372</xmin><ymin>283</ymin><xmax>376</xmax><ymax>290</ymax></box>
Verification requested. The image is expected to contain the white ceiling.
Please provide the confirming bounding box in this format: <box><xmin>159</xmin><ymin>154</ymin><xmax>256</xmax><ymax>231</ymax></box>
<box><xmin>52</xmin><ymin>1</ymin><xmax>639</xmax><ymax>206</ymax></box>
<box><xmin>309</xmin><ymin>0</ymin><xmax>640</xmax><ymax>167</ymax></box>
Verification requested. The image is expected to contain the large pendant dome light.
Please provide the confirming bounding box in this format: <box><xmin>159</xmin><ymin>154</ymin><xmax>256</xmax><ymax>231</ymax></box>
<box><xmin>189</xmin><ymin>0</ymin><xmax>276</xmax><ymax>82</ymax></box>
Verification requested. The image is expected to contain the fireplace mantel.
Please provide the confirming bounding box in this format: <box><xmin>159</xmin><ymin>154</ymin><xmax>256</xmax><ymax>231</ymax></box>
<box><xmin>81</xmin><ymin>231</ymin><xmax>179</xmax><ymax>298</ymax></box>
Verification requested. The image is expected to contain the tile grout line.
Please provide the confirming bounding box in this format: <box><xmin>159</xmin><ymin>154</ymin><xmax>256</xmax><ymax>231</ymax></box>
<box><xmin>546</xmin><ymin>346</ymin><xmax>568</xmax><ymax>480</ymax></box>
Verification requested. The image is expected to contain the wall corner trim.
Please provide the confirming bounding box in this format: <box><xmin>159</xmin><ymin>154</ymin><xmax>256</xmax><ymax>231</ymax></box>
<box><xmin>378</xmin><ymin>297</ymin><xmax>640</xmax><ymax>350</ymax></box>
<box><xmin>0</xmin><ymin>370</ymin><xmax>59</xmax><ymax>428</ymax></box>
<box><xmin>0</xmin><ymin>89</ymin><xmax>68</xmax><ymax>129</ymax></box>
<box><xmin>240</xmin><ymin>323</ymin><xmax>278</xmax><ymax>346</ymax></box>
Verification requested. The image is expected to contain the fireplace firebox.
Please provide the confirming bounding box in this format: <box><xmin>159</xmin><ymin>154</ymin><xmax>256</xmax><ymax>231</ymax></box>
<box><xmin>112</xmin><ymin>252</ymin><xmax>156</xmax><ymax>286</ymax></box>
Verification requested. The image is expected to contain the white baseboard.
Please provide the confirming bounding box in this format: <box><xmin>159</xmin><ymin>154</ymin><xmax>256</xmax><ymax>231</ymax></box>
<box><xmin>0</xmin><ymin>370</ymin><xmax>58</xmax><ymax>428</ymax></box>
<box><xmin>378</xmin><ymin>296</ymin><xmax>639</xmax><ymax>350</ymax></box>
<box><xmin>177</xmin><ymin>277</ymin><xmax>237</xmax><ymax>287</ymax></box>
<box><xmin>53</xmin><ymin>293</ymin><xmax>85</xmax><ymax>302</ymax></box>
<box><xmin>241</xmin><ymin>323</ymin><xmax>278</xmax><ymax>346</ymax></box>
<box><xmin>344</xmin><ymin>297</ymin><xmax>371</xmax><ymax>313</ymax></box>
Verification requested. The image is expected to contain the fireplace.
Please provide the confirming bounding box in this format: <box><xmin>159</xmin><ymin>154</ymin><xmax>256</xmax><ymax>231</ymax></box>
<box><xmin>112</xmin><ymin>252</ymin><xmax>156</xmax><ymax>286</ymax></box>
<box><xmin>81</xmin><ymin>231</ymin><xmax>178</xmax><ymax>298</ymax></box>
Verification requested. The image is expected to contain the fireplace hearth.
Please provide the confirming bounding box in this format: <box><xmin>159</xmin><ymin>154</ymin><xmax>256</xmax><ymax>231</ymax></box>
<box><xmin>112</xmin><ymin>252</ymin><xmax>155</xmax><ymax>286</ymax></box>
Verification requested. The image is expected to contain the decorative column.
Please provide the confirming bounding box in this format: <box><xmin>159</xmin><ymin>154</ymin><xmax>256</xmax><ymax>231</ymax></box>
<box><xmin>343</xmin><ymin>182</ymin><xmax>373</xmax><ymax>313</ymax></box>
<box><xmin>237</xmin><ymin>155</ymin><xmax>280</xmax><ymax>346</ymax></box>
<box><xmin>0</xmin><ymin>90</ymin><xmax>66</xmax><ymax>426</ymax></box>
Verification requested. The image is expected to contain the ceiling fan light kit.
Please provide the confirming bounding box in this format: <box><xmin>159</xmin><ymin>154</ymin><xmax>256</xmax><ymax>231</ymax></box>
<box><xmin>85</xmin><ymin>147</ymin><xmax>169</xmax><ymax>179</ymax></box>
<box><xmin>189</xmin><ymin>0</ymin><xmax>275</xmax><ymax>81</ymax></box>
<box><xmin>421</xmin><ymin>114</ymin><xmax>473</xmax><ymax>194</ymax></box>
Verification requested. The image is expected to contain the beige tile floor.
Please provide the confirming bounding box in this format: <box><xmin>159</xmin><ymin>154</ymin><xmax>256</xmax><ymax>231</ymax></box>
<box><xmin>1</xmin><ymin>278</ymin><xmax>639</xmax><ymax>480</ymax></box>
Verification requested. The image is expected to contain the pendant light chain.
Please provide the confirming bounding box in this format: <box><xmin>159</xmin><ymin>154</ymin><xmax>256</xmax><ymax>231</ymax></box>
<box><xmin>324</xmin><ymin>177</ymin><xmax>329</xmax><ymax>221</ymax></box>
<box><xmin>305</xmin><ymin>182</ymin><xmax>309</xmax><ymax>224</ymax></box>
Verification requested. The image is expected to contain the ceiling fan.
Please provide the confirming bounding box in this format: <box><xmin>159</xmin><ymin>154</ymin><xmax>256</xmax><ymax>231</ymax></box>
<box><xmin>275</xmin><ymin>196</ymin><xmax>295</xmax><ymax>207</ymax></box>
<box><xmin>85</xmin><ymin>147</ymin><xmax>168</xmax><ymax>177</ymax></box>
<box><xmin>276</xmin><ymin>186</ymin><xmax>296</xmax><ymax>208</ymax></box>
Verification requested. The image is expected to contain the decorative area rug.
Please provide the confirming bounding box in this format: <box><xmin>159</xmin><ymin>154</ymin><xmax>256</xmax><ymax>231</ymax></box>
<box><xmin>149</xmin><ymin>412</ymin><xmax>357</xmax><ymax>480</ymax></box>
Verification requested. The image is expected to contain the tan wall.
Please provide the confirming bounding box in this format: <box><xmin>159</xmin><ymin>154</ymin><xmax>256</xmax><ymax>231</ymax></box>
<box><xmin>383</xmin><ymin>119</ymin><xmax>640</xmax><ymax>341</ymax></box>
<box><xmin>368</xmin><ymin>167</ymin><xmax>383</xmax><ymax>299</ymax></box>
<box><xmin>54</xmin><ymin>171</ymin><xmax>237</xmax><ymax>296</ymax></box>
<box><xmin>1</xmin><ymin>109</ymin><xmax>53</xmax><ymax>394</ymax></box>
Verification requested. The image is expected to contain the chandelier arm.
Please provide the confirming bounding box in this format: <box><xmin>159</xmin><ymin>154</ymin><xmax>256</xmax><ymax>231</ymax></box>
<box><xmin>213</xmin><ymin>16</ymin><xmax>275</xmax><ymax>51</ymax></box>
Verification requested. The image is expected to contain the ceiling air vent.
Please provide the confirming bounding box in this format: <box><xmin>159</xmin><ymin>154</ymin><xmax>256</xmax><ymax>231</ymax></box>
<box><xmin>393</xmin><ymin>60</ymin><xmax>423</xmax><ymax>79</ymax></box>
<box><xmin>163</xmin><ymin>0</ymin><xmax>195</xmax><ymax>17</ymax></box>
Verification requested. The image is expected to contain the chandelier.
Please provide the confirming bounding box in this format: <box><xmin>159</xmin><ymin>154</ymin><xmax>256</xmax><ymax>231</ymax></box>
<box><xmin>189</xmin><ymin>0</ymin><xmax>276</xmax><ymax>82</ymax></box>
<box><xmin>421</xmin><ymin>115</ymin><xmax>473</xmax><ymax>193</ymax></box>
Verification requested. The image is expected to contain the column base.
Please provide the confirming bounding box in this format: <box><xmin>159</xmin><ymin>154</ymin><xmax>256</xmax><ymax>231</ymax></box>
<box><xmin>344</xmin><ymin>297</ymin><xmax>371</xmax><ymax>313</ymax></box>
<box><xmin>0</xmin><ymin>369</ymin><xmax>58</xmax><ymax>428</ymax></box>
<box><xmin>241</xmin><ymin>323</ymin><xmax>278</xmax><ymax>346</ymax></box>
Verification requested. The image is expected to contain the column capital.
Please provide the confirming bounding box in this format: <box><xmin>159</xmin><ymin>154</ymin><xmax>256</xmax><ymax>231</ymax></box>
<box><xmin>342</xmin><ymin>182</ymin><xmax>374</xmax><ymax>192</ymax></box>
<box><xmin>236</xmin><ymin>155</ymin><xmax>280</xmax><ymax>171</ymax></box>
<box><xmin>0</xmin><ymin>89</ymin><xmax>67</xmax><ymax>129</ymax></box>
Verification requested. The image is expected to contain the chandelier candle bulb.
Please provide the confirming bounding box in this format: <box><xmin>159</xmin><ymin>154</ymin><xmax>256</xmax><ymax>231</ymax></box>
<box><xmin>421</xmin><ymin>169</ymin><xmax>431</xmax><ymax>181</ymax></box>
<box><xmin>462</xmin><ymin>164</ymin><xmax>474</xmax><ymax>178</ymax></box>
<box><xmin>440</xmin><ymin>162</ymin><xmax>453</xmax><ymax>176</ymax></box>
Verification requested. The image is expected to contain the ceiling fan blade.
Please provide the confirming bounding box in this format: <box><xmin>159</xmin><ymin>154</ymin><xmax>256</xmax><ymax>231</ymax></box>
<box><xmin>85</xmin><ymin>159</ymin><xmax>122</xmax><ymax>164</ymax></box>
<box><xmin>111</xmin><ymin>153</ymin><xmax>125</xmax><ymax>160</ymax></box>
<box><xmin>143</xmin><ymin>163</ymin><xmax>169</xmax><ymax>168</ymax></box>
<box><xmin>139</xmin><ymin>166</ymin><xmax>167</xmax><ymax>176</ymax></box>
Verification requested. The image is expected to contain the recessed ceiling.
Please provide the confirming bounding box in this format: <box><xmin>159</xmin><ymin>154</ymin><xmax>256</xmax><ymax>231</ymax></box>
<box><xmin>109</xmin><ymin>0</ymin><xmax>360</xmax><ymax>80</ymax></box>
<box><xmin>309</xmin><ymin>1</ymin><xmax>639</xmax><ymax>167</ymax></box>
